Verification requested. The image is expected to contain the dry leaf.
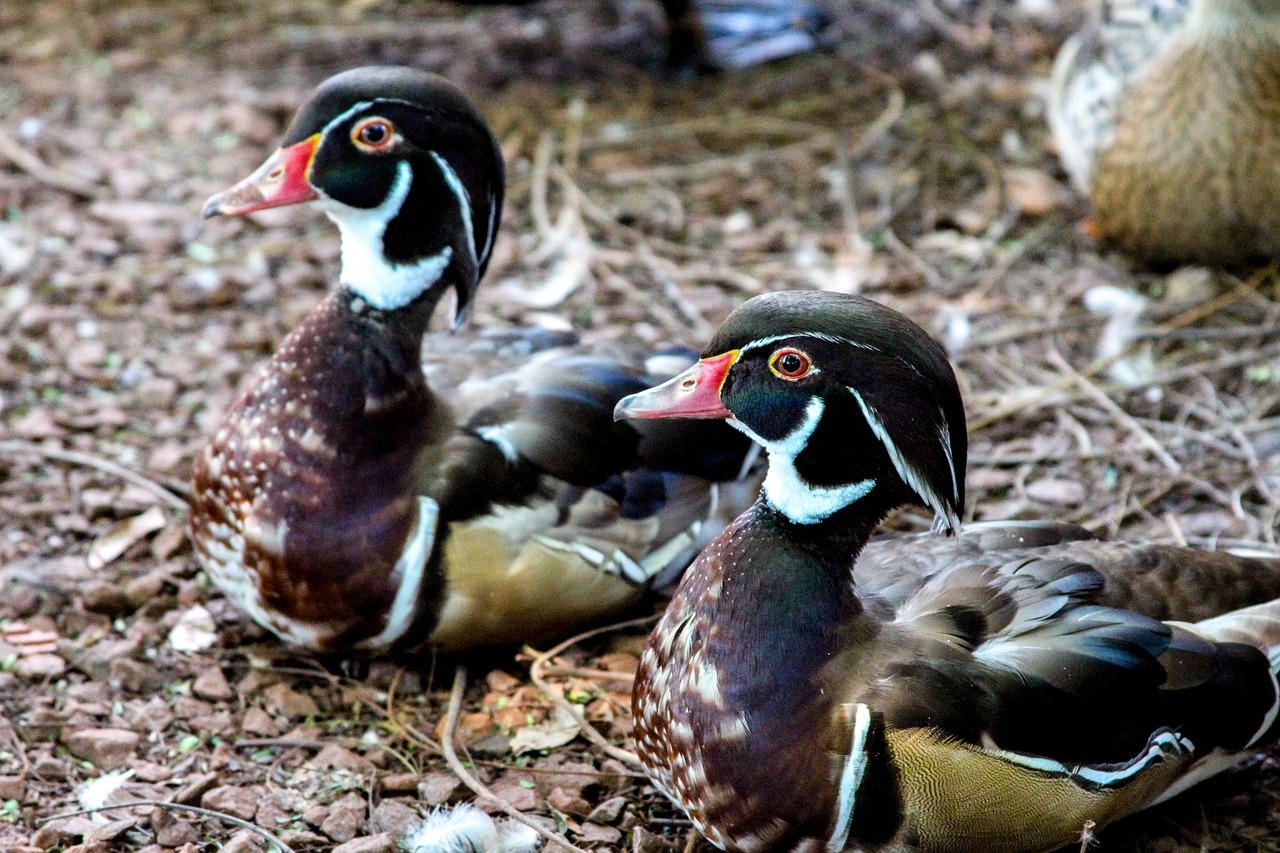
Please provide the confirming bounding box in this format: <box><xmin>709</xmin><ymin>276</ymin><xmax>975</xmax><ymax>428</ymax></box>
<box><xmin>87</xmin><ymin>506</ymin><xmax>167</xmax><ymax>570</ymax></box>
<box><xmin>509</xmin><ymin>708</ymin><xmax>581</xmax><ymax>755</ymax></box>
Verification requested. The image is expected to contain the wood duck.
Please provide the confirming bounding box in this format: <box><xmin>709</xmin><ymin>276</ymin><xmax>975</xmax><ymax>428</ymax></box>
<box><xmin>1047</xmin><ymin>0</ymin><xmax>1280</xmax><ymax>265</ymax></box>
<box><xmin>615</xmin><ymin>290</ymin><xmax>1280</xmax><ymax>853</ymax></box>
<box><xmin>192</xmin><ymin>66</ymin><xmax>756</xmax><ymax>654</ymax></box>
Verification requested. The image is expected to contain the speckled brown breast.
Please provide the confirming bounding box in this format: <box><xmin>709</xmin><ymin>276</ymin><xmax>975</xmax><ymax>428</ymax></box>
<box><xmin>190</xmin><ymin>291</ymin><xmax>445</xmax><ymax>651</ymax></box>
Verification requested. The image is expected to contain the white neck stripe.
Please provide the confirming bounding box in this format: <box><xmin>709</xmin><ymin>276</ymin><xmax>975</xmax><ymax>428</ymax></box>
<box><xmin>322</xmin><ymin>161</ymin><xmax>453</xmax><ymax>310</ymax></box>
<box><xmin>731</xmin><ymin>397</ymin><xmax>875</xmax><ymax>525</ymax></box>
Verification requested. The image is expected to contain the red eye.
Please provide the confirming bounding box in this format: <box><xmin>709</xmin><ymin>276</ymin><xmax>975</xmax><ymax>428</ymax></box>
<box><xmin>352</xmin><ymin>118</ymin><xmax>394</xmax><ymax>150</ymax></box>
<box><xmin>769</xmin><ymin>348</ymin><xmax>811</xmax><ymax>380</ymax></box>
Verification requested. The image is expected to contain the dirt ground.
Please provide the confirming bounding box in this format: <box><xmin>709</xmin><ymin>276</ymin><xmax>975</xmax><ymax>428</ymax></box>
<box><xmin>1</xmin><ymin>0</ymin><xmax>1279</xmax><ymax>851</ymax></box>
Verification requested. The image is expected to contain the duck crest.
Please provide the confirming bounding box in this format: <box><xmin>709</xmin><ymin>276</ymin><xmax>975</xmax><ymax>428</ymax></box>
<box><xmin>191</xmin><ymin>288</ymin><xmax>451</xmax><ymax>650</ymax></box>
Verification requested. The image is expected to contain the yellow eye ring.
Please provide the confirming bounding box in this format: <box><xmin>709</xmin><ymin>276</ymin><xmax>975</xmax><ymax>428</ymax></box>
<box><xmin>769</xmin><ymin>348</ymin><xmax>811</xmax><ymax>380</ymax></box>
<box><xmin>351</xmin><ymin>117</ymin><xmax>395</xmax><ymax>151</ymax></box>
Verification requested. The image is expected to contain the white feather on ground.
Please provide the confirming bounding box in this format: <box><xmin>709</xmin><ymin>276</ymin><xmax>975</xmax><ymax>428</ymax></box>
<box><xmin>403</xmin><ymin>803</ymin><xmax>540</xmax><ymax>853</ymax></box>
<box><xmin>75</xmin><ymin>768</ymin><xmax>134</xmax><ymax>823</ymax></box>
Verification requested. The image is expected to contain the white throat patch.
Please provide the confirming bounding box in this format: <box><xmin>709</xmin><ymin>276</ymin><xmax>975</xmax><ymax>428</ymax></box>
<box><xmin>731</xmin><ymin>396</ymin><xmax>875</xmax><ymax>525</ymax></box>
<box><xmin>321</xmin><ymin>160</ymin><xmax>453</xmax><ymax>311</ymax></box>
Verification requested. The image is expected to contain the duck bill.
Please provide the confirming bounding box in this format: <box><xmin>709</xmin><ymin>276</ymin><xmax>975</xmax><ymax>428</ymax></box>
<box><xmin>203</xmin><ymin>134</ymin><xmax>320</xmax><ymax>218</ymax></box>
<box><xmin>614</xmin><ymin>350</ymin><xmax>739</xmax><ymax>421</ymax></box>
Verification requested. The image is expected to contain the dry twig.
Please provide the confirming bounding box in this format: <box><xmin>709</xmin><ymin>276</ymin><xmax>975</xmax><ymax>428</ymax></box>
<box><xmin>441</xmin><ymin>664</ymin><xmax>588</xmax><ymax>853</ymax></box>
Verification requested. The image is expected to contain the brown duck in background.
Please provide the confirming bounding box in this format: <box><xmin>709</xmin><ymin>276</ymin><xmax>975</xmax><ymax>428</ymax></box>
<box><xmin>192</xmin><ymin>67</ymin><xmax>757</xmax><ymax>655</ymax></box>
<box><xmin>1048</xmin><ymin>0</ymin><xmax>1280</xmax><ymax>266</ymax></box>
<box><xmin>616</xmin><ymin>290</ymin><xmax>1280</xmax><ymax>853</ymax></box>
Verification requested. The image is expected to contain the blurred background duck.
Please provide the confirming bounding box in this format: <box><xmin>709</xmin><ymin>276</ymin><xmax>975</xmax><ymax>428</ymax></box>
<box><xmin>617</xmin><ymin>290</ymin><xmax>1280</xmax><ymax>852</ymax></box>
<box><xmin>1048</xmin><ymin>0</ymin><xmax>1280</xmax><ymax>266</ymax></box>
<box><xmin>193</xmin><ymin>66</ymin><xmax>757</xmax><ymax>655</ymax></box>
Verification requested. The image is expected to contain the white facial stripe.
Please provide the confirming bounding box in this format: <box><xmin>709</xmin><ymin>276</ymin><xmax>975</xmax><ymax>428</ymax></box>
<box><xmin>847</xmin><ymin>386</ymin><xmax>959</xmax><ymax>533</ymax></box>
<box><xmin>732</xmin><ymin>397</ymin><xmax>875</xmax><ymax>525</ymax></box>
<box><xmin>740</xmin><ymin>332</ymin><xmax>880</xmax><ymax>355</ymax></box>
<box><xmin>431</xmin><ymin>151</ymin><xmax>478</xmax><ymax>270</ymax></box>
<box><xmin>355</xmin><ymin>496</ymin><xmax>440</xmax><ymax>650</ymax></box>
<box><xmin>827</xmin><ymin>703</ymin><xmax>872</xmax><ymax>852</ymax></box>
<box><xmin>320</xmin><ymin>161</ymin><xmax>453</xmax><ymax>310</ymax></box>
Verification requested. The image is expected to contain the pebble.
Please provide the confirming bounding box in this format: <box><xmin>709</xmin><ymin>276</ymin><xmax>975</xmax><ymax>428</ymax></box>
<box><xmin>332</xmin><ymin>833</ymin><xmax>396</xmax><ymax>853</ymax></box>
<box><xmin>63</xmin><ymin>728</ymin><xmax>140</xmax><ymax>770</ymax></box>
<box><xmin>192</xmin><ymin>666</ymin><xmax>235</xmax><ymax>702</ymax></box>
<box><xmin>14</xmin><ymin>653</ymin><xmax>67</xmax><ymax>680</ymax></box>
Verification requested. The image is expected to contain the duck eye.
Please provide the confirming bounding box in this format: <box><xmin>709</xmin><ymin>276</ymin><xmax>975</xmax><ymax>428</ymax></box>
<box><xmin>769</xmin><ymin>348</ymin><xmax>811</xmax><ymax>380</ymax></box>
<box><xmin>352</xmin><ymin>118</ymin><xmax>394</xmax><ymax>150</ymax></box>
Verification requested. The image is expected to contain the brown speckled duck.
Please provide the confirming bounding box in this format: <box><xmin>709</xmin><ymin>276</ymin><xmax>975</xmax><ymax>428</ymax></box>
<box><xmin>1048</xmin><ymin>0</ymin><xmax>1280</xmax><ymax>265</ymax></box>
<box><xmin>616</xmin><ymin>290</ymin><xmax>1280</xmax><ymax>853</ymax></box>
<box><xmin>192</xmin><ymin>66</ymin><xmax>755</xmax><ymax>654</ymax></box>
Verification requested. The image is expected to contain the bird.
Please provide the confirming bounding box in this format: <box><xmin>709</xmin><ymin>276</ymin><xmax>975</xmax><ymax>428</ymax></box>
<box><xmin>192</xmin><ymin>66</ymin><xmax>757</xmax><ymax>654</ymax></box>
<box><xmin>1047</xmin><ymin>0</ymin><xmax>1280</xmax><ymax>265</ymax></box>
<box><xmin>614</xmin><ymin>289</ymin><xmax>1280</xmax><ymax>853</ymax></box>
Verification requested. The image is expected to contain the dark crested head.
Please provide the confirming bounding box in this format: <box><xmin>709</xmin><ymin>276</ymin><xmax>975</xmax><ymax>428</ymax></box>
<box><xmin>616</xmin><ymin>290</ymin><xmax>966</xmax><ymax>531</ymax></box>
<box><xmin>204</xmin><ymin>66</ymin><xmax>503</xmax><ymax>320</ymax></box>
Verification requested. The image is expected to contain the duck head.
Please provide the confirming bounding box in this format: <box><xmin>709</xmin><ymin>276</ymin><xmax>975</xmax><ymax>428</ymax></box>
<box><xmin>204</xmin><ymin>66</ymin><xmax>503</xmax><ymax>322</ymax></box>
<box><xmin>616</xmin><ymin>290</ymin><xmax>966</xmax><ymax>531</ymax></box>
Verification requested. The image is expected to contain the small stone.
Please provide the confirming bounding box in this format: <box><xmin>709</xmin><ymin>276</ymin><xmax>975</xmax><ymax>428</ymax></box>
<box><xmin>261</xmin><ymin>682</ymin><xmax>320</xmax><ymax>719</ymax></box>
<box><xmin>192</xmin><ymin>667</ymin><xmax>234</xmax><ymax>702</ymax></box>
<box><xmin>63</xmin><ymin>728</ymin><xmax>140</xmax><ymax>770</ymax></box>
<box><xmin>80</xmin><ymin>581</ymin><xmax>134</xmax><ymax>616</ymax></box>
<box><xmin>418</xmin><ymin>772</ymin><xmax>464</xmax><ymax>805</ymax></box>
<box><xmin>201</xmin><ymin>785</ymin><xmax>260</xmax><ymax>822</ymax></box>
<box><xmin>109</xmin><ymin>658</ymin><xmax>166</xmax><ymax>693</ymax></box>
<box><xmin>379</xmin><ymin>771</ymin><xmax>419</xmax><ymax>794</ymax></box>
<box><xmin>320</xmin><ymin>792</ymin><xmax>367</xmax><ymax>842</ymax></box>
<box><xmin>332</xmin><ymin>833</ymin><xmax>396</xmax><ymax>853</ymax></box>
<box><xmin>632</xmin><ymin>827</ymin><xmax>676</xmax><ymax>853</ymax></box>
<box><xmin>577</xmin><ymin>823</ymin><xmax>622</xmax><ymax>844</ymax></box>
<box><xmin>172</xmin><ymin>771</ymin><xmax>218</xmax><ymax>804</ymax></box>
<box><xmin>218</xmin><ymin>830</ymin><xmax>266</xmax><ymax>853</ymax></box>
<box><xmin>0</xmin><ymin>774</ymin><xmax>26</xmax><ymax>799</ymax></box>
<box><xmin>546</xmin><ymin>786</ymin><xmax>590</xmax><ymax>816</ymax></box>
<box><xmin>587</xmin><ymin>795</ymin><xmax>628</xmax><ymax>824</ymax></box>
<box><xmin>309</xmin><ymin>743</ymin><xmax>376</xmax><ymax>775</ymax></box>
<box><xmin>151</xmin><ymin>808</ymin><xmax>199</xmax><ymax>847</ymax></box>
<box><xmin>124</xmin><ymin>572</ymin><xmax>168</xmax><ymax>607</ymax></box>
<box><xmin>485</xmin><ymin>776</ymin><xmax>538</xmax><ymax>811</ymax></box>
<box><xmin>14</xmin><ymin>653</ymin><xmax>66</xmax><ymax>679</ymax></box>
<box><xmin>87</xmin><ymin>818</ymin><xmax>136</xmax><ymax>843</ymax></box>
<box><xmin>241</xmin><ymin>706</ymin><xmax>278</xmax><ymax>736</ymax></box>
<box><xmin>370</xmin><ymin>799</ymin><xmax>420</xmax><ymax>836</ymax></box>
<box><xmin>303</xmin><ymin>805</ymin><xmax>330</xmax><ymax>828</ymax></box>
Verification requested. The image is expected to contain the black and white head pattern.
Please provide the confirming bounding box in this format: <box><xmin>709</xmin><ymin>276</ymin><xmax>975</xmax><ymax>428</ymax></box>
<box><xmin>709</xmin><ymin>291</ymin><xmax>966</xmax><ymax>531</ymax></box>
<box><xmin>285</xmin><ymin>67</ymin><xmax>504</xmax><ymax>318</ymax></box>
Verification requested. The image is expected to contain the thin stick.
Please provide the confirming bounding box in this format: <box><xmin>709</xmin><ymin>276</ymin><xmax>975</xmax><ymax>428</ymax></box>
<box><xmin>441</xmin><ymin>664</ymin><xmax>588</xmax><ymax>853</ymax></box>
<box><xmin>526</xmin><ymin>615</ymin><xmax>657</xmax><ymax>769</ymax></box>
<box><xmin>0</xmin><ymin>128</ymin><xmax>101</xmax><ymax>198</ymax></box>
<box><xmin>39</xmin><ymin>800</ymin><xmax>293</xmax><ymax>853</ymax></box>
<box><xmin>1047</xmin><ymin>350</ymin><xmax>1181</xmax><ymax>474</ymax></box>
<box><xmin>0</xmin><ymin>440</ymin><xmax>190</xmax><ymax>511</ymax></box>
